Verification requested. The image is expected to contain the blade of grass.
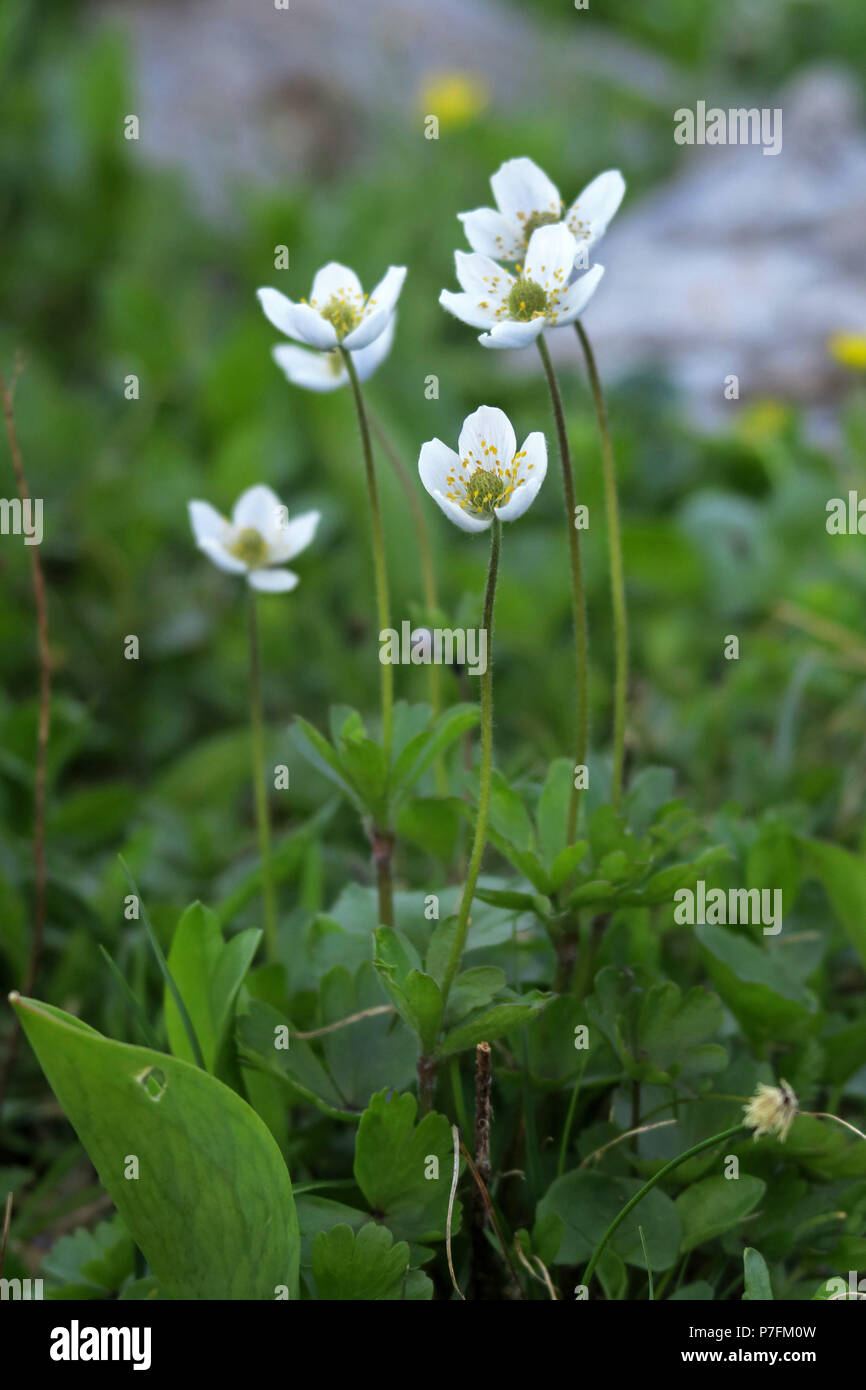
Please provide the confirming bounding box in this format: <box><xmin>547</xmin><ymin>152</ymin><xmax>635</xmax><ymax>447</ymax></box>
<box><xmin>119</xmin><ymin>858</ymin><xmax>206</xmax><ymax>1070</ymax></box>
<box><xmin>97</xmin><ymin>945</ymin><xmax>162</xmax><ymax>1051</ymax></box>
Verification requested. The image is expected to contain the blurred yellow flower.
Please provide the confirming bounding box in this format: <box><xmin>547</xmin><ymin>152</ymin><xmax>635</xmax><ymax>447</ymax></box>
<box><xmin>418</xmin><ymin>70</ymin><xmax>489</xmax><ymax>129</ymax></box>
<box><xmin>828</xmin><ymin>331</ymin><xmax>866</xmax><ymax>371</ymax></box>
<box><xmin>737</xmin><ymin>399</ymin><xmax>789</xmax><ymax>445</ymax></box>
<box><xmin>743</xmin><ymin>1079</ymin><xmax>798</xmax><ymax>1142</ymax></box>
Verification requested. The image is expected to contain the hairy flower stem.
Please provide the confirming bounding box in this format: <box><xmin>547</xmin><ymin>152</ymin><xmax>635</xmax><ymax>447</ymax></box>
<box><xmin>536</xmin><ymin>334</ymin><xmax>587</xmax><ymax>842</ymax></box>
<box><xmin>341</xmin><ymin>350</ymin><xmax>394</xmax><ymax>761</ymax></box>
<box><xmin>368</xmin><ymin>409</ymin><xmax>446</xmax><ymax>794</ymax></box>
<box><xmin>248</xmin><ymin>592</ymin><xmax>277</xmax><ymax>963</ymax></box>
<box><xmin>440</xmin><ymin>519</ymin><xmax>501</xmax><ymax>1007</ymax></box>
<box><xmin>575</xmin><ymin>321</ymin><xmax>628</xmax><ymax>808</ymax></box>
<box><xmin>582</xmin><ymin>1124</ymin><xmax>745</xmax><ymax>1292</ymax></box>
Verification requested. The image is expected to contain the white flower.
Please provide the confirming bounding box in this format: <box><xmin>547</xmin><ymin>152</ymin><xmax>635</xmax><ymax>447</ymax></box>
<box><xmin>188</xmin><ymin>484</ymin><xmax>320</xmax><ymax>593</ymax></box>
<box><xmin>743</xmin><ymin>1079</ymin><xmax>798</xmax><ymax>1142</ymax></box>
<box><xmin>257</xmin><ymin>261</ymin><xmax>406</xmax><ymax>355</ymax></box>
<box><xmin>271</xmin><ymin>316</ymin><xmax>395</xmax><ymax>393</ymax></box>
<box><xmin>458</xmin><ymin>156</ymin><xmax>625</xmax><ymax>262</ymax></box>
<box><xmin>418</xmin><ymin>405</ymin><xmax>547</xmax><ymax>532</ymax></box>
<box><xmin>440</xmin><ymin>223</ymin><xmax>604</xmax><ymax>349</ymax></box>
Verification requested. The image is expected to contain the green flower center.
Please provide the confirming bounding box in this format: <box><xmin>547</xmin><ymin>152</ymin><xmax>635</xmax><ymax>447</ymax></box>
<box><xmin>523</xmin><ymin>210</ymin><xmax>560</xmax><ymax>243</ymax></box>
<box><xmin>507</xmin><ymin>277</ymin><xmax>547</xmax><ymax>322</ymax></box>
<box><xmin>321</xmin><ymin>295</ymin><xmax>360</xmax><ymax>340</ymax></box>
<box><xmin>229</xmin><ymin>527</ymin><xmax>269</xmax><ymax>567</ymax></box>
<box><xmin>464</xmin><ymin>468</ymin><xmax>506</xmax><ymax>518</ymax></box>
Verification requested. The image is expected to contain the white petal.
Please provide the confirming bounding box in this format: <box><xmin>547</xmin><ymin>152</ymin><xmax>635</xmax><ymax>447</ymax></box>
<box><xmin>310</xmin><ymin>262</ymin><xmax>363</xmax><ymax>305</ymax></box>
<box><xmin>248</xmin><ymin>568</ymin><xmax>300</xmax><ymax>593</ymax></box>
<box><xmin>556</xmin><ymin>263</ymin><xmax>605</xmax><ymax>324</ymax></box>
<box><xmin>454</xmin><ymin>250</ymin><xmax>513</xmax><ymax>301</ymax></box>
<box><xmin>418</xmin><ymin>438</ymin><xmax>461</xmax><ymax>498</ymax></box>
<box><xmin>458</xmin><ymin>406</ymin><xmax>516</xmax><ymax>473</ymax></box>
<box><xmin>353</xmin><ymin>314</ymin><xmax>396</xmax><ymax>381</ymax></box>
<box><xmin>439</xmin><ymin>289</ymin><xmax>498</xmax><ymax>329</ymax></box>
<box><xmin>490</xmin><ymin>156</ymin><xmax>561</xmax><ymax>226</ymax></box>
<box><xmin>458</xmin><ymin>207</ymin><xmax>524</xmax><ymax>261</ymax></box>
<box><xmin>232</xmin><ymin>484</ymin><xmax>283</xmax><ymax>534</ymax></box>
<box><xmin>188</xmin><ymin>500</ymin><xmax>228</xmax><ymax>544</ymax></box>
<box><xmin>198</xmin><ymin>537</ymin><xmax>247</xmax><ymax>574</ymax></box>
<box><xmin>343</xmin><ymin>266</ymin><xmax>406</xmax><ymax>350</ymax></box>
<box><xmin>495</xmin><ymin>431</ymin><xmax>547</xmax><ymax>521</ymax></box>
<box><xmin>257</xmin><ymin>288</ymin><xmax>337</xmax><ymax>350</ymax></box>
<box><xmin>272</xmin><ymin>344</ymin><xmax>345</xmax><ymax>392</ymax></box>
<box><xmin>566</xmin><ymin>169</ymin><xmax>625</xmax><ymax>246</ymax></box>
<box><xmin>478</xmin><ymin>318</ymin><xmax>544</xmax><ymax>349</ymax></box>
<box><xmin>431</xmin><ymin>490</ymin><xmax>491</xmax><ymax>533</ymax></box>
<box><xmin>270</xmin><ymin>509</ymin><xmax>320</xmax><ymax>563</ymax></box>
<box><xmin>524</xmin><ymin>222</ymin><xmax>580</xmax><ymax>297</ymax></box>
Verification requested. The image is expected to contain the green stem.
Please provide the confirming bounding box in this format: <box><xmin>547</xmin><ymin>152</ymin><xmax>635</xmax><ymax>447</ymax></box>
<box><xmin>440</xmin><ymin>518</ymin><xmax>501</xmax><ymax>1007</ymax></box>
<box><xmin>248</xmin><ymin>592</ymin><xmax>277</xmax><ymax>963</ymax></box>
<box><xmin>575</xmin><ymin>321</ymin><xmax>628</xmax><ymax>808</ymax></box>
<box><xmin>368</xmin><ymin>409</ymin><xmax>446</xmax><ymax>794</ymax></box>
<box><xmin>449</xmin><ymin>1055</ymin><xmax>469</xmax><ymax>1134</ymax></box>
<box><xmin>341</xmin><ymin>350</ymin><xmax>394</xmax><ymax>760</ymax></box>
<box><xmin>557</xmin><ymin>1050</ymin><xmax>588</xmax><ymax>1177</ymax></box>
<box><xmin>581</xmin><ymin>1124</ymin><xmax>745</xmax><ymax>1293</ymax></box>
<box><xmin>537</xmin><ymin>333</ymin><xmax>588</xmax><ymax>843</ymax></box>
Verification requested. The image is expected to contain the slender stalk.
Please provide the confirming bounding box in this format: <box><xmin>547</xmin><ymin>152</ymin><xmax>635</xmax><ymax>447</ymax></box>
<box><xmin>0</xmin><ymin>364</ymin><xmax>51</xmax><ymax>1126</ymax></box>
<box><xmin>368</xmin><ymin>409</ymin><xmax>446</xmax><ymax>793</ymax></box>
<box><xmin>341</xmin><ymin>350</ymin><xmax>393</xmax><ymax>759</ymax></box>
<box><xmin>575</xmin><ymin>321</ymin><xmax>628</xmax><ymax>807</ymax></box>
<box><xmin>557</xmin><ymin>1050</ymin><xmax>588</xmax><ymax>1176</ymax></box>
<box><xmin>536</xmin><ymin>334</ymin><xmax>587</xmax><ymax>842</ymax></box>
<box><xmin>248</xmin><ymin>592</ymin><xmax>277</xmax><ymax>962</ymax></box>
<box><xmin>440</xmin><ymin>518</ymin><xmax>501</xmax><ymax>1006</ymax></box>
<box><xmin>582</xmin><ymin>1124</ymin><xmax>745</xmax><ymax>1292</ymax></box>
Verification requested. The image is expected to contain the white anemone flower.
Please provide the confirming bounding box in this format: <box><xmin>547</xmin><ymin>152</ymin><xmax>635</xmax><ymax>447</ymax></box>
<box><xmin>271</xmin><ymin>316</ymin><xmax>395</xmax><ymax>393</ymax></box>
<box><xmin>257</xmin><ymin>261</ymin><xmax>406</xmax><ymax>355</ymax></box>
<box><xmin>440</xmin><ymin>222</ymin><xmax>604</xmax><ymax>349</ymax></box>
<box><xmin>458</xmin><ymin>156</ymin><xmax>625</xmax><ymax>263</ymax></box>
<box><xmin>189</xmin><ymin>484</ymin><xmax>320</xmax><ymax>593</ymax></box>
<box><xmin>418</xmin><ymin>405</ymin><xmax>547</xmax><ymax>532</ymax></box>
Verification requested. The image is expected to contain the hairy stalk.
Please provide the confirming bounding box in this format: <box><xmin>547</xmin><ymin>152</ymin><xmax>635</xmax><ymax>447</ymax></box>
<box><xmin>341</xmin><ymin>350</ymin><xmax>394</xmax><ymax>759</ymax></box>
<box><xmin>536</xmin><ymin>334</ymin><xmax>587</xmax><ymax>843</ymax></box>
<box><xmin>368</xmin><ymin>409</ymin><xmax>446</xmax><ymax>793</ymax></box>
<box><xmin>0</xmin><ymin>365</ymin><xmax>51</xmax><ymax>1125</ymax></box>
<box><xmin>575</xmin><ymin>321</ymin><xmax>628</xmax><ymax>806</ymax></box>
<box><xmin>582</xmin><ymin>1124</ymin><xmax>745</xmax><ymax>1292</ymax></box>
<box><xmin>248</xmin><ymin>592</ymin><xmax>277</xmax><ymax>962</ymax></box>
<box><xmin>439</xmin><ymin>518</ymin><xmax>501</xmax><ymax>1006</ymax></box>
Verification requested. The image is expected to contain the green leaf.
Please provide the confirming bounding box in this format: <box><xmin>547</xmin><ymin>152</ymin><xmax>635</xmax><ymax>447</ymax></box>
<box><xmin>676</xmin><ymin>1175</ymin><xmax>766</xmax><ymax>1252</ymax></box>
<box><xmin>536</xmin><ymin>759</ymin><xmax>575</xmax><ymax>869</ymax></box>
<box><xmin>486</xmin><ymin>770</ymin><xmax>534</xmax><ymax>853</ymax></box>
<box><xmin>289</xmin><ymin>717</ymin><xmax>363</xmax><ymax>812</ymax></box>
<box><xmin>165</xmin><ymin>902</ymin><xmax>260</xmax><ymax>1075</ymax></box>
<box><xmin>439</xmin><ymin>994</ymin><xmax>550</xmax><ymax>1057</ymax></box>
<box><xmin>537</xmin><ymin>1170</ymin><xmax>682</xmax><ymax>1271</ymax></box>
<box><xmin>354</xmin><ymin>1091</ymin><xmax>459</xmax><ymax>1244</ymax></box>
<box><xmin>549</xmin><ymin>840</ymin><xmax>589</xmax><ymax>894</ymax></box>
<box><xmin>13</xmin><ymin>995</ymin><xmax>300</xmax><ymax>1300</ymax></box>
<box><xmin>742</xmin><ymin>1246</ymin><xmax>775</xmax><ymax>1300</ymax></box>
<box><xmin>444</xmin><ymin>966</ymin><xmax>506</xmax><ymax>1025</ymax></box>
<box><xmin>237</xmin><ymin>999</ymin><xmax>358</xmax><ymax>1120</ymax></box>
<box><xmin>390</xmin><ymin>703</ymin><xmax>478</xmax><ymax>799</ymax></box>
<box><xmin>696</xmin><ymin>924</ymin><xmax>819</xmax><ymax>1046</ymax></box>
<box><xmin>312</xmin><ymin>1223</ymin><xmax>418</xmax><ymax>1300</ymax></box>
<box><xmin>42</xmin><ymin>1219</ymin><xmax>134</xmax><ymax>1299</ymax></box>
<box><xmin>803</xmin><ymin>839</ymin><xmax>866</xmax><ymax>969</ymax></box>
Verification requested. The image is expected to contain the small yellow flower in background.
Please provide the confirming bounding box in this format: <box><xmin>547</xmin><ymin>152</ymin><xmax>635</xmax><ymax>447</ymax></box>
<box><xmin>418</xmin><ymin>70</ymin><xmax>489</xmax><ymax>129</ymax></box>
<box><xmin>736</xmin><ymin>399</ymin><xmax>789</xmax><ymax>446</ymax></box>
<box><xmin>828</xmin><ymin>331</ymin><xmax>866</xmax><ymax>371</ymax></box>
<box><xmin>743</xmin><ymin>1079</ymin><xmax>798</xmax><ymax>1142</ymax></box>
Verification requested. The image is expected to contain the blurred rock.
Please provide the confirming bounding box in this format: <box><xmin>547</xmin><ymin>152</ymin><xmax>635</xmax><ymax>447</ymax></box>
<box><xmin>577</xmin><ymin>67</ymin><xmax>866</xmax><ymax>426</ymax></box>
